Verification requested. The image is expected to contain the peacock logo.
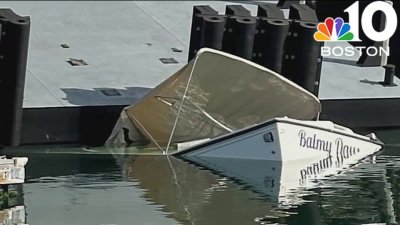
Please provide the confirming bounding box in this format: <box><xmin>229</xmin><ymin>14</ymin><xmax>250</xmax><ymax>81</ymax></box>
<box><xmin>314</xmin><ymin>17</ymin><xmax>354</xmax><ymax>41</ymax></box>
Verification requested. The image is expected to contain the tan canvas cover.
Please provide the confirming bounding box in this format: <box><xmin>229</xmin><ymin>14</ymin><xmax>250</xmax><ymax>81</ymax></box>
<box><xmin>106</xmin><ymin>48</ymin><xmax>321</xmax><ymax>151</ymax></box>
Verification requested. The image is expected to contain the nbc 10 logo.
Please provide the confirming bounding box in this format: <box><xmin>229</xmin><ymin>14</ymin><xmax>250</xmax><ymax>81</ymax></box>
<box><xmin>315</xmin><ymin>1</ymin><xmax>397</xmax><ymax>42</ymax></box>
<box><xmin>314</xmin><ymin>1</ymin><xmax>398</xmax><ymax>57</ymax></box>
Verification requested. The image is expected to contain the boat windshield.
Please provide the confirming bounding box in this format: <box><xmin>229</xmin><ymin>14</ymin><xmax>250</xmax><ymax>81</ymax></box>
<box><xmin>107</xmin><ymin>48</ymin><xmax>322</xmax><ymax>153</ymax></box>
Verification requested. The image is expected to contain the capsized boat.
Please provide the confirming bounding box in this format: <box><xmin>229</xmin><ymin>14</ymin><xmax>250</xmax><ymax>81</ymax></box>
<box><xmin>175</xmin><ymin>117</ymin><xmax>382</xmax><ymax>161</ymax></box>
<box><xmin>106</xmin><ymin>48</ymin><xmax>383</xmax><ymax>161</ymax></box>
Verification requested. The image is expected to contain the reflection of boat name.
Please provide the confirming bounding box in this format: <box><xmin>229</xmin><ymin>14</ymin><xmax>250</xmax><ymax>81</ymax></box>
<box><xmin>334</xmin><ymin>139</ymin><xmax>360</xmax><ymax>167</ymax></box>
<box><xmin>299</xmin><ymin>130</ymin><xmax>332</xmax><ymax>152</ymax></box>
<box><xmin>300</xmin><ymin>146</ymin><xmax>361</xmax><ymax>179</ymax></box>
<box><xmin>300</xmin><ymin>156</ymin><xmax>333</xmax><ymax>179</ymax></box>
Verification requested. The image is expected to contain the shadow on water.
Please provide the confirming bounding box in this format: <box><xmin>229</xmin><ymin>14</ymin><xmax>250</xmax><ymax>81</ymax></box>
<box><xmin>1</xmin><ymin>144</ymin><xmax>400</xmax><ymax>225</ymax></box>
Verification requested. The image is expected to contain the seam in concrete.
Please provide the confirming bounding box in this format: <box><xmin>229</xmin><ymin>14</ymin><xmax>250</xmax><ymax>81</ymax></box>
<box><xmin>131</xmin><ymin>1</ymin><xmax>186</xmax><ymax>46</ymax></box>
<box><xmin>27</xmin><ymin>69</ymin><xmax>65</xmax><ymax>106</ymax></box>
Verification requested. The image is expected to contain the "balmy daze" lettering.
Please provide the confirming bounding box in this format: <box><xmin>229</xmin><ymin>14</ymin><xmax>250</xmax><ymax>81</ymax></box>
<box><xmin>298</xmin><ymin>130</ymin><xmax>360</xmax><ymax>154</ymax></box>
<box><xmin>299</xmin><ymin>130</ymin><xmax>331</xmax><ymax>152</ymax></box>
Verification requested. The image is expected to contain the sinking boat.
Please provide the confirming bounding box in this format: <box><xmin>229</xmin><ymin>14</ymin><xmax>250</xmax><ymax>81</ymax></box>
<box><xmin>107</xmin><ymin>48</ymin><xmax>383</xmax><ymax>161</ymax></box>
<box><xmin>175</xmin><ymin>117</ymin><xmax>382</xmax><ymax>161</ymax></box>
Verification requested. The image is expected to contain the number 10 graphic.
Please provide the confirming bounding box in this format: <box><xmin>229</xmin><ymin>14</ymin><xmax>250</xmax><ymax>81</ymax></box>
<box><xmin>345</xmin><ymin>1</ymin><xmax>397</xmax><ymax>42</ymax></box>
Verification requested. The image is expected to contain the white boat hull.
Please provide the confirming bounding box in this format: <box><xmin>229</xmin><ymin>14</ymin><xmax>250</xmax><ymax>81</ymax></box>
<box><xmin>175</xmin><ymin>118</ymin><xmax>383</xmax><ymax>162</ymax></box>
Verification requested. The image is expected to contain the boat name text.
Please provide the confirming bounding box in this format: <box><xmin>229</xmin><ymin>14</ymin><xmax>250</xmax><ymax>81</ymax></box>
<box><xmin>298</xmin><ymin>130</ymin><xmax>360</xmax><ymax>154</ymax></box>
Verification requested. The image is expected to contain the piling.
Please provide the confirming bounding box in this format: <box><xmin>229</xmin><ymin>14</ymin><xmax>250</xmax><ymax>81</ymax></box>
<box><xmin>200</xmin><ymin>15</ymin><xmax>226</xmax><ymax>50</ymax></box>
<box><xmin>188</xmin><ymin>6</ymin><xmax>218</xmax><ymax>62</ymax></box>
<box><xmin>253</xmin><ymin>18</ymin><xmax>290</xmax><ymax>73</ymax></box>
<box><xmin>383</xmin><ymin>64</ymin><xmax>396</xmax><ymax>86</ymax></box>
<box><xmin>282</xmin><ymin>21</ymin><xmax>322</xmax><ymax>95</ymax></box>
<box><xmin>222</xmin><ymin>16</ymin><xmax>257</xmax><ymax>60</ymax></box>
<box><xmin>279</xmin><ymin>4</ymin><xmax>321</xmax><ymax>95</ymax></box>
<box><xmin>0</xmin><ymin>9</ymin><xmax>30</xmax><ymax>147</ymax></box>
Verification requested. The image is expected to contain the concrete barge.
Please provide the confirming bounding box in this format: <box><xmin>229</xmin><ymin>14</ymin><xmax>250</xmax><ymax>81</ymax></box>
<box><xmin>1</xmin><ymin>1</ymin><xmax>400</xmax><ymax>147</ymax></box>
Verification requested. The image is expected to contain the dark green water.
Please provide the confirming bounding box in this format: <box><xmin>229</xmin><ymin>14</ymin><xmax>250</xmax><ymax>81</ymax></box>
<box><xmin>3</xmin><ymin>144</ymin><xmax>400</xmax><ymax>225</ymax></box>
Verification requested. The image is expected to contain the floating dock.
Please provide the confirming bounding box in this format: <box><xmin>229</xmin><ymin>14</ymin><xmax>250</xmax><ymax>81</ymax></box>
<box><xmin>1</xmin><ymin>1</ymin><xmax>400</xmax><ymax>147</ymax></box>
<box><xmin>0</xmin><ymin>157</ymin><xmax>27</xmax><ymax>185</ymax></box>
<box><xmin>0</xmin><ymin>156</ymin><xmax>27</xmax><ymax>225</ymax></box>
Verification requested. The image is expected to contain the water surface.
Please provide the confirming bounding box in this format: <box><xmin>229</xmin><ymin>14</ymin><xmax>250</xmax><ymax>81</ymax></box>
<box><xmin>3</xmin><ymin>144</ymin><xmax>400</xmax><ymax>225</ymax></box>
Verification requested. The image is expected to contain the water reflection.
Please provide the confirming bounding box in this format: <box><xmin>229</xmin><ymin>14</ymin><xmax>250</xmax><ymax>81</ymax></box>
<box><xmin>2</xmin><ymin>146</ymin><xmax>400</xmax><ymax>225</ymax></box>
<box><xmin>116</xmin><ymin>155</ymin><xmax>276</xmax><ymax>225</ymax></box>
<box><xmin>0</xmin><ymin>184</ymin><xmax>26</xmax><ymax>225</ymax></box>
<box><xmin>179</xmin><ymin>145</ymin><xmax>378</xmax><ymax>207</ymax></box>
<box><xmin>112</xmin><ymin>147</ymin><xmax>399</xmax><ymax>225</ymax></box>
<box><xmin>258</xmin><ymin>147</ymin><xmax>400</xmax><ymax>225</ymax></box>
